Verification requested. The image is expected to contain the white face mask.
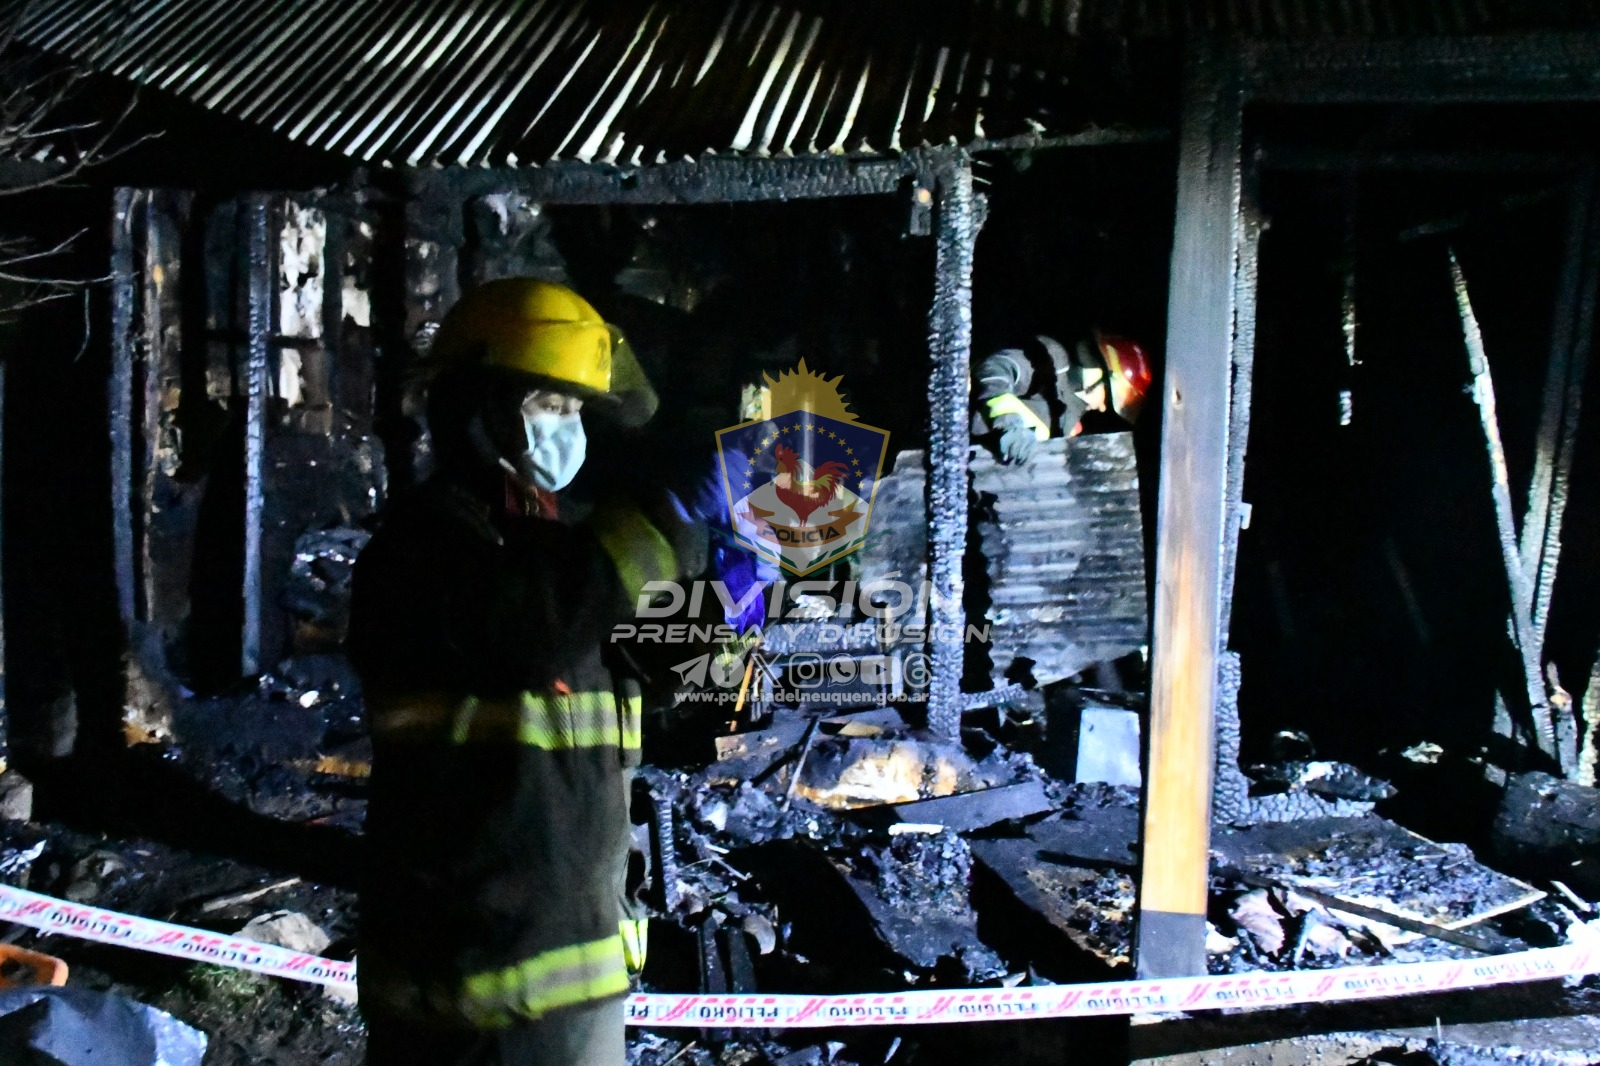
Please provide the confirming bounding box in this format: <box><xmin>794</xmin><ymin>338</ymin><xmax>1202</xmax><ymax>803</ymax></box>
<box><xmin>519</xmin><ymin>411</ymin><xmax>586</xmax><ymax>492</ymax></box>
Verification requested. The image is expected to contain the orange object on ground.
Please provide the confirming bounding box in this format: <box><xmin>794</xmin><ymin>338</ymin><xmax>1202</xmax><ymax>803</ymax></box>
<box><xmin>0</xmin><ymin>943</ymin><xmax>68</xmax><ymax>987</ymax></box>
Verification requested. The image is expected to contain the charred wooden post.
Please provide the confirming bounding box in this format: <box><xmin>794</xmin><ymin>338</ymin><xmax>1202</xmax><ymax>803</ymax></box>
<box><xmin>1216</xmin><ymin>182</ymin><xmax>1264</xmax><ymax>647</ymax></box>
<box><xmin>1519</xmin><ymin>165</ymin><xmax>1593</xmax><ymax>600</ymax></box>
<box><xmin>137</xmin><ymin>192</ymin><xmax>189</xmax><ymax>625</ymax></box>
<box><xmin>1582</xmin><ymin>660</ymin><xmax>1600</xmax><ymax>787</ymax></box>
<box><xmin>1135</xmin><ymin>39</ymin><xmax>1241</xmax><ymax>979</ymax></box>
<box><xmin>925</xmin><ymin>150</ymin><xmax>975</xmax><ymax>739</ymax></box>
<box><xmin>110</xmin><ymin>188</ymin><xmax>138</xmax><ymax>628</ymax></box>
<box><xmin>1450</xmin><ymin>250</ymin><xmax>1558</xmax><ymax>765</ymax></box>
<box><xmin>241</xmin><ymin>197</ymin><xmax>272</xmax><ymax>678</ymax></box>
<box><xmin>1530</xmin><ymin>167</ymin><xmax>1599</xmax><ymax>655</ymax></box>
<box><xmin>1513</xmin><ymin>164</ymin><xmax>1600</xmax><ymax>776</ymax></box>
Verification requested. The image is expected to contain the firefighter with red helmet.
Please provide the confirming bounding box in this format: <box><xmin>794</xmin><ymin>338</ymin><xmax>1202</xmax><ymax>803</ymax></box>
<box><xmin>974</xmin><ymin>331</ymin><xmax>1154</xmax><ymax>464</ymax></box>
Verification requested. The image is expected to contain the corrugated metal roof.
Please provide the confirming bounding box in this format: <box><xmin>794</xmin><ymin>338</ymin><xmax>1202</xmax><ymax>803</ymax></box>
<box><xmin>10</xmin><ymin>0</ymin><xmax>1082</xmax><ymax>168</ymax></box>
<box><xmin>13</xmin><ymin>0</ymin><xmax>1600</xmax><ymax>170</ymax></box>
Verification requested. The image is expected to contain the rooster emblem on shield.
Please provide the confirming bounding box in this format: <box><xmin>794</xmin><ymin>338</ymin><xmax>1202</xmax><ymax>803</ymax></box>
<box><xmin>715</xmin><ymin>361</ymin><xmax>890</xmax><ymax>576</ymax></box>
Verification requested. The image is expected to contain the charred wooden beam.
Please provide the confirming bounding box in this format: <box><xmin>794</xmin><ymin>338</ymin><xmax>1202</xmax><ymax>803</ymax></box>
<box><xmin>1450</xmin><ymin>250</ymin><xmax>1557</xmax><ymax>765</ymax></box>
<box><xmin>406</xmin><ymin>155</ymin><xmax>916</xmax><ymax>207</ymax></box>
<box><xmin>1216</xmin><ymin>181</ymin><xmax>1264</xmax><ymax>647</ymax></box>
<box><xmin>1523</xmin><ymin>166</ymin><xmax>1596</xmax><ymax>640</ymax></box>
<box><xmin>241</xmin><ymin>197</ymin><xmax>272</xmax><ymax>678</ymax></box>
<box><xmin>924</xmin><ymin>149</ymin><xmax>975</xmax><ymax>739</ymax></box>
<box><xmin>1582</xmin><ymin>660</ymin><xmax>1600</xmax><ymax>787</ymax></box>
<box><xmin>1530</xmin><ymin>169</ymin><xmax>1599</xmax><ymax>657</ymax></box>
<box><xmin>1136</xmin><ymin>38</ymin><xmax>1241</xmax><ymax>980</ymax></box>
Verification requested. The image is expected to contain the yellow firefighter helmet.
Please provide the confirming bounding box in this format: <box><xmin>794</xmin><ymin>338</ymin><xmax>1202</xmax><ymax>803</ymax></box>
<box><xmin>428</xmin><ymin>278</ymin><xmax>616</xmax><ymax>399</ymax></box>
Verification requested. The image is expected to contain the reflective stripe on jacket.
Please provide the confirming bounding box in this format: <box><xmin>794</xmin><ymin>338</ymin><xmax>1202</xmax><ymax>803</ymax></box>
<box><xmin>370</xmin><ymin>689</ymin><xmax>643</xmax><ymax>755</ymax></box>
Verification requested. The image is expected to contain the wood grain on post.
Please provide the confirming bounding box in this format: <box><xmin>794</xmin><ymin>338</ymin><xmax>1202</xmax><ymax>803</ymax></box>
<box><xmin>1136</xmin><ymin>39</ymin><xmax>1242</xmax><ymax>979</ymax></box>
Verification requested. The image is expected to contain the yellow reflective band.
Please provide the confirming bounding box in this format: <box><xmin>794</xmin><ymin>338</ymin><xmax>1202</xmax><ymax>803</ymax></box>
<box><xmin>514</xmin><ymin>691</ymin><xmax>643</xmax><ymax>752</ymax></box>
<box><xmin>593</xmin><ymin>507</ymin><xmax>677</xmax><ymax>606</ymax></box>
<box><xmin>619</xmin><ymin>918</ymin><xmax>648</xmax><ymax>975</ymax></box>
<box><xmin>460</xmin><ymin>935</ymin><xmax>630</xmax><ymax>1029</ymax></box>
<box><xmin>986</xmin><ymin>393</ymin><xmax>1051</xmax><ymax>441</ymax></box>
<box><xmin>371</xmin><ymin>691</ymin><xmax>642</xmax><ymax>752</ymax></box>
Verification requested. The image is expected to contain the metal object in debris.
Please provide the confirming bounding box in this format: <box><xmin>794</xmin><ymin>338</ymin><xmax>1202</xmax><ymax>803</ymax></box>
<box><xmin>1075</xmin><ymin>706</ymin><xmax>1141</xmax><ymax>788</ymax></box>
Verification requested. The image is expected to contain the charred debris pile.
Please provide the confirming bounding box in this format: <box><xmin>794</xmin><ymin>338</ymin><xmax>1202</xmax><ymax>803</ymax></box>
<box><xmin>627</xmin><ymin>694</ymin><xmax>1575</xmax><ymax>998</ymax></box>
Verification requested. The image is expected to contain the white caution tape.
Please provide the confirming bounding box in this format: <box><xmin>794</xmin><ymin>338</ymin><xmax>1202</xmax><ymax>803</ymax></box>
<box><xmin>0</xmin><ymin>881</ymin><xmax>1593</xmax><ymax>1026</ymax></box>
<box><xmin>627</xmin><ymin>944</ymin><xmax>1600</xmax><ymax>1027</ymax></box>
<box><xmin>0</xmin><ymin>883</ymin><xmax>355</xmax><ymax>988</ymax></box>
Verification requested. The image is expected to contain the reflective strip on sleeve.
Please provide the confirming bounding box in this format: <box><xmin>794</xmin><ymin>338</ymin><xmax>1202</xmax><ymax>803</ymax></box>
<box><xmin>985</xmin><ymin>393</ymin><xmax>1051</xmax><ymax>441</ymax></box>
<box><xmin>372</xmin><ymin>691</ymin><xmax>642</xmax><ymax>753</ymax></box>
<box><xmin>514</xmin><ymin>690</ymin><xmax>642</xmax><ymax>752</ymax></box>
<box><xmin>592</xmin><ymin>507</ymin><xmax>677</xmax><ymax>606</ymax></box>
<box><xmin>619</xmin><ymin>918</ymin><xmax>648</xmax><ymax>975</ymax></box>
<box><xmin>460</xmin><ymin>935</ymin><xmax>630</xmax><ymax>1029</ymax></box>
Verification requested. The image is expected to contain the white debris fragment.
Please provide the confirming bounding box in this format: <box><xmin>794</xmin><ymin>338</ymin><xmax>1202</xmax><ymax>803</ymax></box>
<box><xmin>1230</xmin><ymin>889</ymin><xmax>1286</xmax><ymax>953</ymax></box>
<box><xmin>1205</xmin><ymin>922</ymin><xmax>1239</xmax><ymax>955</ymax></box>
<box><xmin>277</xmin><ymin>349</ymin><xmax>304</xmax><ymax>407</ymax></box>
<box><xmin>341</xmin><ymin>273</ymin><xmax>371</xmax><ymax>327</ymax></box>
<box><xmin>279</xmin><ymin>203</ymin><xmax>325</xmax><ymax>338</ymax></box>
<box><xmin>241</xmin><ymin>911</ymin><xmax>331</xmax><ymax>955</ymax></box>
<box><xmin>1402</xmin><ymin>741</ymin><xmax>1445</xmax><ymax>764</ymax></box>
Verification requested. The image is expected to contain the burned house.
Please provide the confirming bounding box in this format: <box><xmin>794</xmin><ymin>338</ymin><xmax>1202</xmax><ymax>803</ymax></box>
<box><xmin>0</xmin><ymin>1</ymin><xmax>1595</xmax><ymax>1063</ymax></box>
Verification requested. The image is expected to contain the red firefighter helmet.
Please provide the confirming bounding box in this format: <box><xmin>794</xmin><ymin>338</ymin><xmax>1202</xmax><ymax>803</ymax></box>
<box><xmin>1095</xmin><ymin>332</ymin><xmax>1154</xmax><ymax>423</ymax></box>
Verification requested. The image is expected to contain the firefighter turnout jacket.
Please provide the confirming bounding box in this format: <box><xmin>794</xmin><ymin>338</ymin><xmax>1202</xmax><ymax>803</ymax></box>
<box><xmin>349</xmin><ymin>479</ymin><xmax>677</xmax><ymax>1031</ymax></box>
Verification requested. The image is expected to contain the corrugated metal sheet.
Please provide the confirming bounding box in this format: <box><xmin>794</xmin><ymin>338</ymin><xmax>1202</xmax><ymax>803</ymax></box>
<box><xmin>851</xmin><ymin>435</ymin><xmax>1146</xmax><ymax>690</ymax></box>
<box><xmin>12</xmin><ymin>0</ymin><xmax>1600</xmax><ymax>169</ymax></box>
<box><xmin>9</xmin><ymin>0</ymin><xmax>1079</xmax><ymax>168</ymax></box>
<box><xmin>971</xmin><ymin>433</ymin><xmax>1147</xmax><ymax>688</ymax></box>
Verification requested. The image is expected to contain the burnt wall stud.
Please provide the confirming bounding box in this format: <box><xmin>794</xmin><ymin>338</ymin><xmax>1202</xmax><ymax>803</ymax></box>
<box><xmin>1450</xmin><ymin>250</ymin><xmax>1558</xmax><ymax>764</ymax></box>
<box><xmin>925</xmin><ymin>149</ymin><xmax>975</xmax><ymax>739</ymax></box>
<box><xmin>110</xmin><ymin>187</ymin><xmax>139</xmax><ymax>628</ymax></box>
<box><xmin>1216</xmin><ymin>178</ymin><xmax>1265</xmax><ymax>648</ymax></box>
<box><xmin>241</xmin><ymin>196</ymin><xmax>272</xmax><ymax>679</ymax></box>
<box><xmin>1530</xmin><ymin>167</ymin><xmax>1599</xmax><ymax>657</ymax></box>
<box><xmin>1135</xmin><ymin>38</ymin><xmax>1241</xmax><ymax>980</ymax></box>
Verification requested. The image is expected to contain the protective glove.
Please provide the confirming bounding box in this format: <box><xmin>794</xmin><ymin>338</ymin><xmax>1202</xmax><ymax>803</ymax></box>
<box><xmin>994</xmin><ymin>413</ymin><xmax>1039</xmax><ymax>465</ymax></box>
<box><xmin>648</xmin><ymin>490</ymin><xmax>709</xmax><ymax>580</ymax></box>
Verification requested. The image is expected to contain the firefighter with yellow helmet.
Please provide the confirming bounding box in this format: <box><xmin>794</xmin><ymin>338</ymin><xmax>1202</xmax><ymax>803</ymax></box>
<box><xmin>350</xmin><ymin>279</ymin><xmax>694</xmax><ymax>1065</ymax></box>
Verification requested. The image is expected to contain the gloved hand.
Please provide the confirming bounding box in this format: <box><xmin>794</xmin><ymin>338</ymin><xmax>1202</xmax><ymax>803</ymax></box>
<box><xmin>994</xmin><ymin>413</ymin><xmax>1038</xmax><ymax>465</ymax></box>
<box><xmin>648</xmin><ymin>490</ymin><xmax>710</xmax><ymax>580</ymax></box>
